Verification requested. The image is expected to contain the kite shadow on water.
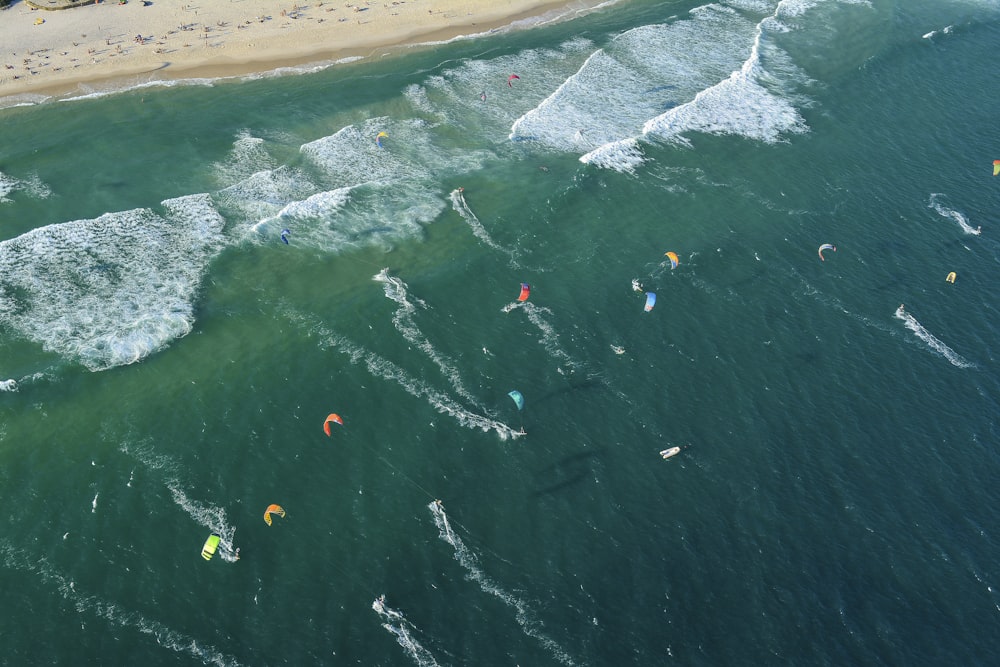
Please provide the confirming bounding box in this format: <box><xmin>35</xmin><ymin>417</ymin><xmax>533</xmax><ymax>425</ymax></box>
<box><xmin>527</xmin><ymin>376</ymin><xmax>606</xmax><ymax>407</ymax></box>
<box><xmin>530</xmin><ymin>448</ymin><xmax>605</xmax><ymax>498</ymax></box>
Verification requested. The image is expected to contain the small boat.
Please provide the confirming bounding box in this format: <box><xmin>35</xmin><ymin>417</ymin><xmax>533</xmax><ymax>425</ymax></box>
<box><xmin>201</xmin><ymin>534</ymin><xmax>221</xmax><ymax>561</ymax></box>
<box><xmin>659</xmin><ymin>447</ymin><xmax>681</xmax><ymax>460</ymax></box>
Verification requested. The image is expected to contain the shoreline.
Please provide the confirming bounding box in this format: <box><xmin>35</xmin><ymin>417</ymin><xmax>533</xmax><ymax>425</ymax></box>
<box><xmin>0</xmin><ymin>0</ymin><xmax>611</xmax><ymax>106</ymax></box>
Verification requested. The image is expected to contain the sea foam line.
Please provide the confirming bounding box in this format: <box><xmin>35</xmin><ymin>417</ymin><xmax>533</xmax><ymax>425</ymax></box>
<box><xmin>0</xmin><ymin>542</ymin><xmax>243</xmax><ymax>667</ymax></box>
<box><xmin>372</xmin><ymin>595</ymin><xmax>444</xmax><ymax>667</ymax></box>
<box><xmin>894</xmin><ymin>305</ymin><xmax>973</xmax><ymax>369</ymax></box>
<box><xmin>428</xmin><ymin>501</ymin><xmax>576</xmax><ymax>666</ymax></box>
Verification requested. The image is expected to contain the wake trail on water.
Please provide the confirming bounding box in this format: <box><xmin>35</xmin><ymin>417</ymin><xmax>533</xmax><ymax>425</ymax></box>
<box><xmin>894</xmin><ymin>305</ymin><xmax>973</xmax><ymax>369</ymax></box>
<box><xmin>428</xmin><ymin>501</ymin><xmax>576</xmax><ymax>666</ymax></box>
<box><xmin>374</xmin><ymin>269</ymin><xmax>486</xmax><ymax>410</ymax></box>
<box><xmin>450</xmin><ymin>189</ymin><xmax>519</xmax><ymax>264</ymax></box>
<box><xmin>283</xmin><ymin>307</ymin><xmax>522</xmax><ymax>440</ymax></box>
<box><xmin>119</xmin><ymin>441</ymin><xmax>240</xmax><ymax>562</ymax></box>
<box><xmin>372</xmin><ymin>595</ymin><xmax>444</xmax><ymax>667</ymax></box>
<box><xmin>0</xmin><ymin>542</ymin><xmax>244</xmax><ymax>667</ymax></box>
<box><xmin>502</xmin><ymin>301</ymin><xmax>580</xmax><ymax>375</ymax></box>
<box><xmin>929</xmin><ymin>193</ymin><xmax>981</xmax><ymax>235</ymax></box>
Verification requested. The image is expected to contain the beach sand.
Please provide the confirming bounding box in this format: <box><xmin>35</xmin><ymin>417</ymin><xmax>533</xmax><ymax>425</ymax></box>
<box><xmin>0</xmin><ymin>0</ymin><xmax>598</xmax><ymax>102</ymax></box>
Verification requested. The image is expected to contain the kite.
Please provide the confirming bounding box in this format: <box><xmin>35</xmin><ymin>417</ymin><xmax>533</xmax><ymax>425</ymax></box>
<box><xmin>263</xmin><ymin>504</ymin><xmax>286</xmax><ymax>526</ymax></box>
<box><xmin>376</xmin><ymin>131</ymin><xmax>388</xmax><ymax>148</ymax></box>
<box><xmin>508</xmin><ymin>390</ymin><xmax>524</xmax><ymax>411</ymax></box>
<box><xmin>323</xmin><ymin>413</ymin><xmax>344</xmax><ymax>436</ymax></box>
<box><xmin>508</xmin><ymin>74</ymin><xmax>520</xmax><ymax>87</ymax></box>
<box><xmin>517</xmin><ymin>283</ymin><xmax>531</xmax><ymax>302</ymax></box>
<box><xmin>201</xmin><ymin>534</ymin><xmax>221</xmax><ymax>561</ymax></box>
<box><xmin>818</xmin><ymin>243</ymin><xmax>836</xmax><ymax>261</ymax></box>
<box><xmin>665</xmin><ymin>251</ymin><xmax>679</xmax><ymax>269</ymax></box>
<box><xmin>644</xmin><ymin>292</ymin><xmax>656</xmax><ymax>312</ymax></box>
<box><xmin>280</xmin><ymin>229</ymin><xmax>290</xmax><ymax>245</ymax></box>
<box><xmin>994</xmin><ymin>160</ymin><xmax>1000</xmax><ymax>176</ymax></box>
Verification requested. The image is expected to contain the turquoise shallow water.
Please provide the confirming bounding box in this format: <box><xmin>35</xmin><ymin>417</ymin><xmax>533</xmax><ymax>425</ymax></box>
<box><xmin>2</xmin><ymin>0</ymin><xmax>1000</xmax><ymax>664</ymax></box>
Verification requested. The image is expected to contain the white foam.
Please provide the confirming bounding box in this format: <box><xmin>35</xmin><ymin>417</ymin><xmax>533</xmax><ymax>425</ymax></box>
<box><xmin>641</xmin><ymin>5</ymin><xmax>809</xmax><ymax>144</ymax></box>
<box><xmin>372</xmin><ymin>595</ymin><xmax>443</xmax><ymax>667</ymax></box>
<box><xmin>0</xmin><ymin>194</ymin><xmax>227</xmax><ymax>371</ymax></box>
<box><xmin>0</xmin><ymin>170</ymin><xmax>52</xmax><ymax>203</ymax></box>
<box><xmin>929</xmin><ymin>193</ymin><xmax>980</xmax><ymax>235</ymax></box>
<box><xmin>217</xmin><ymin>165</ymin><xmax>320</xmax><ymax>234</ymax></box>
<box><xmin>581</xmin><ymin>1</ymin><xmax>820</xmax><ymax>171</ymax></box>
<box><xmin>211</xmin><ymin>130</ymin><xmax>277</xmax><ymax>188</ymax></box>
<box><xmin>922</xmin><ymin>25</ymin><xmax>954</xmax><ymax>39</ymax></box>
<box><xmin>512</xmin><ymin>10</ymin><xmax>753</xmax><ymax>152</ymax></box>
<box><xmin>406</xmin><ymin>38</ymin><xmax>596</xmax><ymax>143</ymax></box>
<box><xmin>894</xmin><ymin>306</ymin><xmax>973</xmax><ymax>369</ymax></box>
<box><xmin>579</xmin><ymin>137</ymin><xmax>646</xmax><ymax>172</ymax></box>
<box><xmin>428</xmin><ymin>501</ymin><xmax>576</xmax><ymax>666</ymax></box>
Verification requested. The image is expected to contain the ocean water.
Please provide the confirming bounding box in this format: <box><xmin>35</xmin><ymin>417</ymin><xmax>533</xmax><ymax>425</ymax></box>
<box><xmin>2</xmin><ymin>0</ymin><xmax>1000</xmax><ymax>664</ymax></box>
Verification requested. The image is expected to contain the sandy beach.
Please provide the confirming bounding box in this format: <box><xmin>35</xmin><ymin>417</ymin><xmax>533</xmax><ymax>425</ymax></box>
<box><xmin>0</xmin><ymin>0</ymin><xmax>598</xmax><ymax>102</ymax></box>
